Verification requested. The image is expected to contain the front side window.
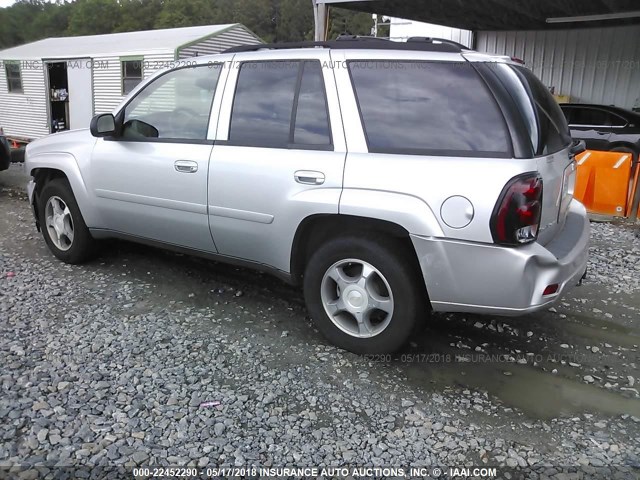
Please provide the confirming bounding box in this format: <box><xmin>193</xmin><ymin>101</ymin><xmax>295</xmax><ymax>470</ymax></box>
<box><xmin>229</xmin><ymin>60</ymin><xmax>332</xmax><ymax>149</ymax></box>
<box><xmin>5</xmin><ymin>62</ymin><xmax>23</xmax><ymax>93</ymax></box>
<box><xmin>122</xmin><ymin>59</ymin><xmax>143</xmax><ymax>95</ymax></box>
<box><xmin>122</xmin><ymin>64</ymin><xmax>222</xmax><ymax>141</ymax></box>
<box><xmin>348</xmin><ymin>61</ymin><xmax>511</xmax><ymax>156</ymax></box>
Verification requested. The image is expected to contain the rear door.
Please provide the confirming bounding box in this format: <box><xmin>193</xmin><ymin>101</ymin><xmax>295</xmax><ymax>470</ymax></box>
<box><xmin>208</xmin><ymin>51</ymin><xmax>347</xmax><ymax>272</ymax></box>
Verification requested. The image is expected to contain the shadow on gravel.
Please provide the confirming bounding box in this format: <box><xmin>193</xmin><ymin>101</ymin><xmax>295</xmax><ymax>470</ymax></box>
<box><xmin>67</xmin><ymin>237</ymin><xmax>640</xmax><ymax>421</ymax></box>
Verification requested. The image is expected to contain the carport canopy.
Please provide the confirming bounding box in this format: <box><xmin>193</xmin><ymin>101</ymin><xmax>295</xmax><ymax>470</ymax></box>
<box><xmin>313</xmin><ymin>0</ymin><xmax>640</xmax><ymax>39</ymax></box>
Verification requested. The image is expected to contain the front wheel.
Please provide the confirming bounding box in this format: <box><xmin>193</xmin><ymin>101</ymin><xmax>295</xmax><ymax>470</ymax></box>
<box><xmin>303</xmin><ymin>236</ymin><xmax>428</xmax><ymax>354</ymax></box>
<box><xmin>38</xmin><ymin>178</ymin><xmax>96</xmax><ymax>264</ymax></box>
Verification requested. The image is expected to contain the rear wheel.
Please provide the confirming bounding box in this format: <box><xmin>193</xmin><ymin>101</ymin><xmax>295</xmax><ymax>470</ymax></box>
<box><xmin>303</xmin><ymin>235</ymin><xmax>427</xmax><ymax>354</ymax></box>
<box><xmin>38</xmin><ymin>178</ymin><xmax>96</xmax><ymax>264</ymax></box>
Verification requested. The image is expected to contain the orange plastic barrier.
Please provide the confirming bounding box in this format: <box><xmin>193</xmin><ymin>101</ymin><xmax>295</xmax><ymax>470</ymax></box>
<box><xmin>574</xmin><ymin>150</ymin><xmax>633</xmax><ymax>217</ymax></box>
<box><xmin>630</xmin><ymin>164</ymin><xmax>640</xmax><ymax>220</ymax></box>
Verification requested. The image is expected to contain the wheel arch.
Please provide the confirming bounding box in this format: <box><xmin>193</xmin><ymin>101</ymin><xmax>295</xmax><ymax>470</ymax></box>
<box><xmin>28</xmin><ymin>153</ymin><xmax>97</xmax><ymax>227</ymax></box>
<box><xmin>290</xmin><ymin>214</ymin><xmax>428</xmax><ymax>295</ymax></box>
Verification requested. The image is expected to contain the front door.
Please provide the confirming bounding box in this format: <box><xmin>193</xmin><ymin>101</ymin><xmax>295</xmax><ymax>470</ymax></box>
<box><xmin>208</xmin><ymin>54</ymin><xmax>347</xmax><ymax>272</ymax></box>
<box><xmin>89</xmin><ymin>63</ymin><xmax>225</xmax><ymax>252</ymax></box>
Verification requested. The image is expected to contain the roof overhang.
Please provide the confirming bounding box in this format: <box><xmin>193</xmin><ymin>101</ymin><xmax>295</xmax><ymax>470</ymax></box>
<box><xmin>315</xmin><ymin>0</ymin><xmax>640</xmax><ymax>30</ymax></box>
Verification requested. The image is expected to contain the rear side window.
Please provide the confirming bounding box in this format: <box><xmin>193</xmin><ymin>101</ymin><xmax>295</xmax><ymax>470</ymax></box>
<box><xmin>348</xmin><ymin>61</ymin><xmax>511</xmax><ymax>157</ymax></box>
<box><xmin>229</xmin><ymin>60</ymin><xmax>332</xmax><ymax>149</ymax></box>
<box><xmin>510</xmin><ymin>66</ymin><xmax>572</xmax><ymax>156</ymax></box>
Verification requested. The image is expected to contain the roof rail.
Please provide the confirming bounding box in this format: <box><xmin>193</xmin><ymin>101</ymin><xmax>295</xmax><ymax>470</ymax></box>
<box><xmin>406</xmin><ymin>37</ymin><xmax>470</xmax><ymax>50</ymax></box>
<box><xmin>223</xmin><ymin>36</ymin><xmax>464</xmax><ymax>54</ymax></box>
<box><xmin>335</xmin><ymin>34</ymin><xmax>389</xmax><ymax>42</ymax></box>
<box><xmin>224</xmin><ymin>40</ymin><xmax>330</xmax><ymax>54</ymax></box>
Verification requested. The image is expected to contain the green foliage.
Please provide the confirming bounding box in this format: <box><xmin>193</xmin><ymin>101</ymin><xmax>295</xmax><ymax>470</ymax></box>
<box><xmin>67</xmin><ymin>0</ymin><xmax>121</xmax><ymax>35</ymax></box>
<box><xmin>326</xmin><ymin>7</ymin><xmax>373</xmax><ymax>40</ymax></box>
<box><xmin>0</xmin><ymin>0</ymin><xmax>374</xmax><ymax>50</ymax></box>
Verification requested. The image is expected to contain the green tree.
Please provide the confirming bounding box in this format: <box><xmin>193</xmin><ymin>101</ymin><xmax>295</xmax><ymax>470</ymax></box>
<box><xmin>31</xmin><ymin>1</ymin><xmax>74</xmax><ymax>39</ymax></box>
<box><xmin>326</xmin><ymin>7</ymin><xmax>373</xmax><ymax>40</ymax></box>
<box><xmin>0</xmin><ymin>0</ymin><xmax>377</xmax><ymax>50</ymax></box>
<box><xmin>66</xmin><ymin>0</ymin><xmax>121</xmax><ymax>36</ymax></box>
<box><xmin>115</xmin><ymin>0</ymin><xmax>163</xmax><ymax>32</ymax></box>
<box><xmin>154</xmin><ymin>0</ymin><xmax>220</xmax><ymax>28</ymax></box>
<box><xmin>1</xmin><ymin>0</ymin><xmax>49</xmax><ymax>48</ymax></box>
<box><xmin>276</xmin><ymin>0</ymin><xmax>315</xmax><ymax>41</ymax></box>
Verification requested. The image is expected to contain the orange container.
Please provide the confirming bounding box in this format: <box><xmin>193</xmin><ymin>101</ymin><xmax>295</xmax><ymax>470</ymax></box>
<box><xmin>574</xmin><ymin>150</ymin><xmax>633</xmax><ymax>217</ymax></box>
<box><xmin>630</xmin><ymin>164</ymin><xmax>640</xmax><ymax>219</ymax></box>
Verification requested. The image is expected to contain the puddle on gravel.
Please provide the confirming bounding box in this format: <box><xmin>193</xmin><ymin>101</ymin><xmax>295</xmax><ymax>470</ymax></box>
<box><xmin>404</xmin><ymin>360</ymin><xmax>640</xmax><ymax>420</ymax></box>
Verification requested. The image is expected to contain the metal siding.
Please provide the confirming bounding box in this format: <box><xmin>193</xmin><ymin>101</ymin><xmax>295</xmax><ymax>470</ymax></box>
<box><xmin>0</xmin><ymin>62</ymin><xmax>49</xmax><ymax>138</ymax></box>
<box><xmin>177</xmin><ymin>25</ymin><xmax>262</xmax><ymax>59</ymax></box>
<box><xmin>93</xmin><ymin>52</ymin><xmax>175</xmax><ymax>114</ymax></box>
<box><xmin>477</xmin><ymin>25</ymin><xmax>640</xmax><ymax>109</ymax></box>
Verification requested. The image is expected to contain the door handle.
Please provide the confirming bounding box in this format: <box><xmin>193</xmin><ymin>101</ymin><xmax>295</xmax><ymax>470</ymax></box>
<box><xmin>174</xmin><ymin>160</ymin><xmax>198</xmax><ymax>173</ymax></box>
<box><xmin>294</xmin><ymin>170</ymin><xmax>325</xmax><ymax>185</ymax></box>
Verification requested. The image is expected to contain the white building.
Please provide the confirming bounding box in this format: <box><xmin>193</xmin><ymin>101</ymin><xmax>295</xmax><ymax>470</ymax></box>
<box><xmin>388</xmin><ymin>17</ymin><xmax>473</xmax><ymax>48</ymax></box>
<box><xmin>0</xmin><ymin>24</ymin><xmax>262</xmax><ymax>140</ymax></box>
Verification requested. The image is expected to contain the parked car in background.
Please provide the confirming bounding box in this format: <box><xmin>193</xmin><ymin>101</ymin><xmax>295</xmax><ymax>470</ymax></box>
<box><xmin>23</xmin><ymin>38</ymin><xmax>590</xmax><ymax>354</ymax></box>
<box><xmin>560</xmin><ymin>103</ymin><xmax>640</xmax><ymax>162</ymax></box>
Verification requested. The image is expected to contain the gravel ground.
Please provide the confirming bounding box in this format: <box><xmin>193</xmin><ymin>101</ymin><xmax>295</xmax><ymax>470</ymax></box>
<box><xmin>1</xmin><ymin>164</ymin><xmax>640</xmax><ymax>479</ymax></box>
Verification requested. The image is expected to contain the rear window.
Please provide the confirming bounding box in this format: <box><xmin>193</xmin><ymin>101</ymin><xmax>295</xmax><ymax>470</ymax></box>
<box><xmin>509</xmin><ymin>66</ymin><xmax>572</xmax><ymax>156</ymax></box>
<box><xmin>348</xmin><ymin>61</ymin><xmax>511</xmax><ymax>157</ymax></box>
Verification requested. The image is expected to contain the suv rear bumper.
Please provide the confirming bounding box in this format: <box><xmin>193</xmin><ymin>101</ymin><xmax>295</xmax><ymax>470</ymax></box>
<box><xmin>411</xmin><ymin>199</ymin><xmax>590</xmax><ymax>316</ymax></box>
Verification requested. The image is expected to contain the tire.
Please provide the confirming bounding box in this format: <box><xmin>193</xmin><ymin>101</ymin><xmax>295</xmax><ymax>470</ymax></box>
<box><xmin>38</xmin><ymin>178</ymin><xmax>96</xmax><ymax>264</ymax></box>
<box><xmin>303</xmin><ymin>235</ymin><xmax>428</xmax><ymax>354</ymax></box>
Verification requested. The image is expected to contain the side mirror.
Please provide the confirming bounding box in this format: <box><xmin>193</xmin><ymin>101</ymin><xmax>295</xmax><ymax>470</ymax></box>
<box><xmin>570</xmin><ymin>139</ymin><xmax>586</xmax><ymax>157</ymax></box>
<box><xmin>90</xmin><ymin>113</ymin><xmax>117</xmax><ymax>137</ymax></box>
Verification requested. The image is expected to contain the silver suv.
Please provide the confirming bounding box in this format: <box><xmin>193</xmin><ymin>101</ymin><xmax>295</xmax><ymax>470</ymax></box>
<box><xmin>24</xmin><ymin>38</ymin><xmax>590</xmax><ymax>354</ymax></box>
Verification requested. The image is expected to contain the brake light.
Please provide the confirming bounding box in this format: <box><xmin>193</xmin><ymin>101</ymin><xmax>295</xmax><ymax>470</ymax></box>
<box><xmin>491</xmin><ymin>173</ymin><xmax>543</xmax><ymax>246</ymax></box>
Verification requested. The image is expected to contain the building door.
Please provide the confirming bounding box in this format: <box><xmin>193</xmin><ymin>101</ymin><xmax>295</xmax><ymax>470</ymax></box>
<box><xmin>66</xmin><ymin>58</ymin><xmax>93</xmax><ymax>130</ymax></box>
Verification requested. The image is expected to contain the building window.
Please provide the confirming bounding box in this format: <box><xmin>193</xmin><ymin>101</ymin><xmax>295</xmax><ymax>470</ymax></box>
<box><xmin>5</xmin><ymin>62</ymin><xmax>23</xmax><ymax>93</ymax></box>
<box><xmin>121</xmin><ymin>59</ymin><xmax>143</xmax><ymax>95</ymax></box>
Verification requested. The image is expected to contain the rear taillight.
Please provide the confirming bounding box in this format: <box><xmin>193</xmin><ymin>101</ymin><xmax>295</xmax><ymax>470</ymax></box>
<box><xmin>491</xmin><ymin>173</ymin><xmax>543</xmax><ymax>246</ymax></box>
